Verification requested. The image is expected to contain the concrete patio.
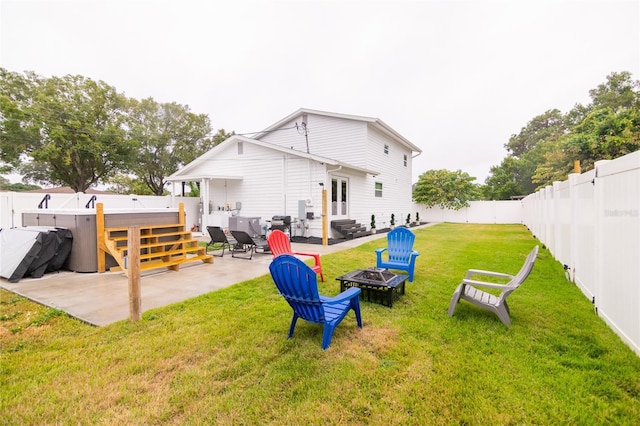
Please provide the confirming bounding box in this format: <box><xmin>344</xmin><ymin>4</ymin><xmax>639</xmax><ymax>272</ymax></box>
<box><xmin>1</xmin><ymin>229</ymin><xmax>431</xmax><ymax>326</ymax></box>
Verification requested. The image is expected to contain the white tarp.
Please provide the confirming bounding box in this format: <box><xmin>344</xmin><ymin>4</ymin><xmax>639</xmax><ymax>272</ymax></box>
<box><xmin>0</xmin><ymin>227</ymin><xmax>73</xmax><ymax>282</ymax></box>
<box><xmin>0</xmin><ymin>227</ymin><xmax>43</xmax><ymax>282</ymax></box>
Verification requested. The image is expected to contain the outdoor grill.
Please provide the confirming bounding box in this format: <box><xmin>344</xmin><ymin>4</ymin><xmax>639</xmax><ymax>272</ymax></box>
<box><xmin>270</xmin><ymin>215</ymin><xmax>291</xmax><ymax>233</ymax></box>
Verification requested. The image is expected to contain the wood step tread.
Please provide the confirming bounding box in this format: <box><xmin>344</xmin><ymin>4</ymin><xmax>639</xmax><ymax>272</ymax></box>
<box><xmin>109</xmin><ymin>254</ymin><xmax>214</xmax><ymax>273</ymax></box>
<box><xmin>105</xmin><ymin>223</ymin><xmax>184</xmax><ymax>232</ymax></box>
<box><xmin>114</xmin><ymin>239</ymin><xmax>200</xmax><ymax>251</ymax></box>
<box><xmin>134</xmin><ymin>247</ymin><xmax>208</xmax><ymax>261</ymax></box>
<box><xmin>108</xmin><ymin>231</ymin><xmax>192</xmax><ymax>242</ymax></box>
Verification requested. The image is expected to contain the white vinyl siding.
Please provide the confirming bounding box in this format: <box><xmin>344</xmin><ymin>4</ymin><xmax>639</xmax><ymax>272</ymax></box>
<box><xmin>259</xmin><ymin>114</ymin><xmax>369</xmax><ymax>168</ymax></box>
<box><xmin>194</xmin><ymin>141</ymin><xmax>327</xmax><ymax>232</ymax></box>
<box><xmin>174</xmin><ymin>111</ymin><xmax>420</xmax><ymax>239</ymax></box>
<box><xmin>205</xmin><ymin>142</ymin><xmax>284</xmax><ymax>217</ymax></box>
<box><xmin>364</xmin><ymin>126</ymin><xmax>414</xmax><ymax>225</ymax></box>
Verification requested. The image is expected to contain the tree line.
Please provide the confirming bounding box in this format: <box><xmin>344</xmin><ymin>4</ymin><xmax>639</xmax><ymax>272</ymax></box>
<box><xmin>0</xmin><ymin>68</ymin><xmax>232</xmax><ymax>194</ymax></box>
<box><xmin>2</xmin><ymin>69</ymin><xmax>638</xmax><ymax>202</ymax></box>
<box><xmin>414</xmin><ymin>71</ymin><xmax>640</xmax><ymax>209</ymax></box>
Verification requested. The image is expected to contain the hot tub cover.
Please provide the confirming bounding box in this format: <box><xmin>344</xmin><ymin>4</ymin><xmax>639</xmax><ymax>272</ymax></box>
<box><xmin>0</xmin><ymin>227</ymin><xmax>73</xmax><ymax>282</ymax></box>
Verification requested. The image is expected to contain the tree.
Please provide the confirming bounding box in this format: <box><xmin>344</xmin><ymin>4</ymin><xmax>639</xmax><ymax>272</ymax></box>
<box><xmin>0</xmin><ymin>175</ymin><xmax>41</xmax><ymax>191</ymax></box>
<box><xmin>188</xmin><ymin>182</ymin><xmax>200</xmax><ymax>197</ymax></box>
<box><xmin>105</xmin><ymin>174</ymin><xmax>159</xmax><ymax>195</ymax></box>
<box><xmin>505</xmin><ymin>109</ymin><xmax>567</xmax><ymax>157</ymax></box>
<box><xmin>126</xmin><ymin>98</ymin><xmax>229</xmax><ymax>195</ymax></box>
<box><xmin>588</xmin><ymin>71</ymin><xmax>640</xmax><ymax>111</ymax></box>
<box><xmin>174</xmin><ymin>128</ymin><xmax>233</xmax><ymax>166</ymax></box>
<box><xmin>483</xmin><ymin>156</ymin><xmax>529</xmax><ymax>200</ymax></box>
<box><xmin>533</xmin><ymin>106</ymin><xmax>640</xmax><ymax>187</ymax></box>
<box><xmin>485</xmin><ymin>71</ymin><xmax>640</xmax><ymax>193</ymax></box>
<box><xmin>532</xmin><ymin>72</ymin><xmax>640</xmax><ymax>187</ymax></box>
<box><xmin>0</xmin><ymin>69</ymin><xmax>42</xmax><ymax>168</ymax></box>
<box><xmin>3</xmin><ymin>182</ymin><xmax>43</xmax><ymax>191</ymax></box>
<box><xmin>0</xmin><ymin>69</ymin><xmax>132</xmax><ymax>192</ymax></box>
<box><xmin>413</xmin><ymin>169</ymin><xmax>479</xmax><ymax>210</ymax></box>
<box><xmin>483</xmin><ymin>110</ymin><xmax>567</xmax><ymax>199</ymax></box>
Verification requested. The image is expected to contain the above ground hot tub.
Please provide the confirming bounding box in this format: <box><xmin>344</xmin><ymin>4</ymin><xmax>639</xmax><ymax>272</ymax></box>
<box><xmin>22</xmin><ymin>208</ymin><xmax>180</xmax><ymax>273</ymax></box>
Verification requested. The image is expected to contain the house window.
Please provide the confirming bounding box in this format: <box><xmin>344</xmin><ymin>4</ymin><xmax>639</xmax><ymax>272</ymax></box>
<box><xmin>375</xmin><ymin>182</ymin><xmax>383</xmax><ymax>197</ymax></box>
<box><xmin>404</xmin><ymin>154</ymin><xmax>407</xmax><ymax>167</ymax></box>
<box><xmin>384</xmin><ymin>144</ymin><xmax>389</xmax><ymax>154</ymax></box>
<box><xmin>237</xmin><ymin>142</ymin><xmax>243</xmax><ymax>155</ymax></box>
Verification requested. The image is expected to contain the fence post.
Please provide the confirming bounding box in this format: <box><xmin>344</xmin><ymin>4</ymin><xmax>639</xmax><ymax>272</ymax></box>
<box><xmin>593</xmin><ymin>160</ymin><xmax>610</xmax><ymax>313</ymax></box>
<box><xmin>568</xmin><ymin>173</ymin><xmax>580</xmax><ymax>282</ymax></box>
<box><xmin>553</xmin><ymin>181</ymin><xmax>562</xmax><ymax>260</ymax></box>
<box><xmin>128</xmin><ymin>225</ymin><xmax>141</xmax><ymax>322</ymax></box>
<box><xmin>541</xmin><ymin>185</ymin><xmax>552</xmax><ymax>251</ymax></box>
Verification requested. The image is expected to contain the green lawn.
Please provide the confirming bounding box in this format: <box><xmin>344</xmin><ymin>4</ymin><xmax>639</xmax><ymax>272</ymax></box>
<box><xmin>2</xmin><ymin>224</ymin><xmax>639</xmax><ymax>425</ymax></box>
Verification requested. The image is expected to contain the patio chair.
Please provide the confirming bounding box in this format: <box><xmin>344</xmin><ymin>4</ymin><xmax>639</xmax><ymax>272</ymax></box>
<box><xmin>269</xmin><ymin>254</ymin><xmax>362</xmax><ymax>350</ymax></box>
<box><xmin>205</xmin><ymin>226</ymin><xmax>233</xmax><ymax>257</ymax></box>
<box><xmin>375</xmin><ymin>227</ymin><xmax>420</xmax><ymax>282</ymax></box>
<box><xmin>230</xmin><ymin>230</ymin><xmax>269</xmax><ymax>260</ymax></box>
<box><xmin>267</xmin><ymin>229</ymin><xmax>324</xmax><ymax>281</ymax></box>
<box><xmin>447</xmin><ymin>245</ymin><xmax>539</xmax><ymax>326</ymax></box>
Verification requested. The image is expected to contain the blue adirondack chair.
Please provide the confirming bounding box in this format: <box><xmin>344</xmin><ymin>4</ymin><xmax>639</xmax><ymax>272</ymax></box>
<box><xmin>269</xmin><ymin>254</ymin><xmax>363</xmax><ymax>350</ymax></box>
<box><xmin>376</xmin><ymin>227</ymin><xmax>420</xmax><ymax>282</ymax></box>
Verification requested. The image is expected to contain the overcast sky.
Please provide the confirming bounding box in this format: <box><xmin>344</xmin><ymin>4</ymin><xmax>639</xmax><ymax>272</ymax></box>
<box><xmin>1</xmin><ymin>0</ymin><xmax>639</xmax><ymax>184</ymax></box>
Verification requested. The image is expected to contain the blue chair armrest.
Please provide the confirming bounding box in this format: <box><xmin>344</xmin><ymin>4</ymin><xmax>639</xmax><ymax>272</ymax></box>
<box><xmin>405</xmin><ymin>250</ymin><xmax>419</xmax><ymax>265</ymax></box>
<box><xmin>375</xmin><ymin>248</ymin><xmax>387</xmax><ymax>264</ymax></box>
<box><xmin>321</xmin><ymin>287</ymin><xmax>361</xmax><ymax>305</ymax></box>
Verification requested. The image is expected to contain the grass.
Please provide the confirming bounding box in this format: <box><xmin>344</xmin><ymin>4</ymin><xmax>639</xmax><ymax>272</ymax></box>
<box><xmin>1</xmin><ymin>223</ymin><xmax>639</xmax><ymax>425</ymax></box>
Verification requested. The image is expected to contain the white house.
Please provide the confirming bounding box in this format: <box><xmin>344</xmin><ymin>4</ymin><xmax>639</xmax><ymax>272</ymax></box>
<box><xmin>167</xmin><ymin>108</ymin><xmax>422</xmax><ymax>240</ymax></box>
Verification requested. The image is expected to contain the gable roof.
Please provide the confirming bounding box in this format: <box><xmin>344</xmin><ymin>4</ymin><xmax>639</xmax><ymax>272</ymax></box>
<box><xmin>167</xmin><ymin>135</ymin><xmax>380</xmax><ymax>182</ymax></box>
<box><xmin>253</xmin><ymin>108</ymin><xmax>422</xmax><ymax>154</ymax></box>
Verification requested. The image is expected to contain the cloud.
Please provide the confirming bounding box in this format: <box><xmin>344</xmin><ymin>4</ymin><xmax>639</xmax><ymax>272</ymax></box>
<box><xmin>1</xmin><ymin>0</ymin><xmax>638</xmax><ymax>183</ymax></box>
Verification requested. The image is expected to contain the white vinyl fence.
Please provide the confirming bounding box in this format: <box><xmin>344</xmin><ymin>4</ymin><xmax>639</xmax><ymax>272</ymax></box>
<box><xmin>0</xmin><ymin>192</ymin><xmax>203</xmax><ymax>231</ymax></box>
<box><xmin>414</xmin><ymin>200</ymin><xmax>524</xmax><ymax>224</ymax></box>
<box><xmin>522</xmin><ymin>152</ymin><xmax>640</xmax><ymax>356</ymax></box>
<box><xmin>415</xmin><ymin>151</ymin><xmax>639</xmax><ymax>356</ymax></box>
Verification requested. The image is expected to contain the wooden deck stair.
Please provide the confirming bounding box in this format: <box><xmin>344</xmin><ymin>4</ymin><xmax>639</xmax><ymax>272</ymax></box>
<box><xmin>330</xmin><ymin>219</ymin><xmax>371</xmax><ymax>240</ymax></box>
<box><xmin>97</xmin><ymin>203</ymin><xmax>213</xmax><ymax>276</ymax></box>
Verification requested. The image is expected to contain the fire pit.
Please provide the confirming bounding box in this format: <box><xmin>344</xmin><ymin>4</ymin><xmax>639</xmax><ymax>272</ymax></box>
<box><xmin>336</xmin><ymin>268</ymin><xmax>408</xmax><ymax>307</ymax></box>
<box><xmin>351</xmin><ymin>268</ymin><xmax>396</xmax><ymax>284</ymax></box>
